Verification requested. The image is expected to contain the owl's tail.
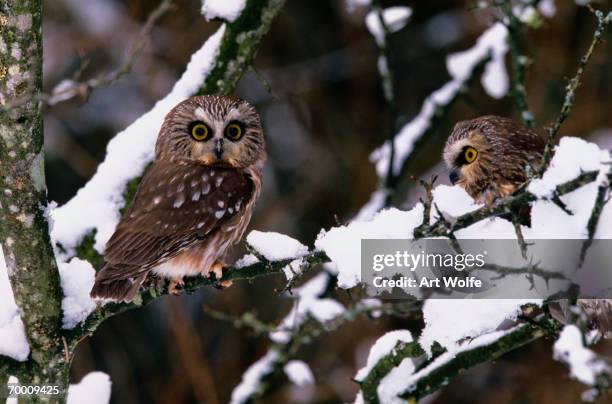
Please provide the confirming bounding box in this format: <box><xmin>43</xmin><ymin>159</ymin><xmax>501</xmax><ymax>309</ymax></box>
<box><xmin>90</xmin><ymin>266</ymin><xmax>146</xmax><ymax>303</ymax></box>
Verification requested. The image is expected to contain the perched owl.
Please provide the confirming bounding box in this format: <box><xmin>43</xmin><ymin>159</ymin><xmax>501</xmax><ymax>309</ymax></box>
<box><xmin>91</xmin><ymin>95</ymin><xmax>266</xmax><ymax>302</ymax></box>
<box><xmin>443</xmin><ymin>115</ymin><xmax>544</xmax><ymax>205</ymax></box>
<box><xmin>444</xmin><ymin>115</ymin><xmax>611</xmax><ymax>337</ymax></box>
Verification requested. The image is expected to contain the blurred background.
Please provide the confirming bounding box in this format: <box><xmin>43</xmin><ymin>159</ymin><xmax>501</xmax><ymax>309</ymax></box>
<box><xmin>42</xmin><ymin>0</ymin><xmax>612</xmax><ymax>403</ymax></box>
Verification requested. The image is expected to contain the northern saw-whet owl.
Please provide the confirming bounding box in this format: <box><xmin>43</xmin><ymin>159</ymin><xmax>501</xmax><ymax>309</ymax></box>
<box><xmin>443</xmin><ymin>115</ymin><xmax>611</xmax><ymax>336</ymax></box>
<box><xmin>91</xmin><ymin>95</ymin><xmax>266</xmax><ymax>302</ymax></box>
<box><xmin>443</xmin><ymin>115</ymin><xmax>544</xmax><ymax>205</ymax></box>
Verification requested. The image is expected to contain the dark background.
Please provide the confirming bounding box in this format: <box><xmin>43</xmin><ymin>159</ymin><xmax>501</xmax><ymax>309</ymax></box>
<box><xmin>43</xmin><ymin>1</ymin><xmax>612</xmax><ymax>403</ymax></box>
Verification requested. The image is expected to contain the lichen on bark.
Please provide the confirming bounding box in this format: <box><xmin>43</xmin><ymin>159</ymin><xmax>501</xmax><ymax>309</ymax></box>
<box><xmin>0</xmin><ymin>0</ymin><xmax>68</xmax><ymax>399</ymax></box>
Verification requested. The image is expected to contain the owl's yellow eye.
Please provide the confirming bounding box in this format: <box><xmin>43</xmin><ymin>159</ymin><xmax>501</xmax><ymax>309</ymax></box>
<box><xmin>225</xmin><ymin>123</ymin><xmax>243</xmax><ymax>141</ymax></box>
<box><xmin>464</xmin><ymin>147</ymin><xmax>478</xmax><ymax>163</ymax></box>
<box><xmin>190</xmin><ymin>123</ymin><xmax>210</xmax><ymax>141</ymax></box>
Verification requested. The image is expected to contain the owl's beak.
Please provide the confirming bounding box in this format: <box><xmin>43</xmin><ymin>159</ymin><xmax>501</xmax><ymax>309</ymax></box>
<box><xmin>214</xmin><ymin>138</ymin><xmax>224</xmax><ymax>159</ymax></box>
<box><xmin>449</xmin><ymin>169</ymin><xmax>459</xmax><ymax>185</ymax></box>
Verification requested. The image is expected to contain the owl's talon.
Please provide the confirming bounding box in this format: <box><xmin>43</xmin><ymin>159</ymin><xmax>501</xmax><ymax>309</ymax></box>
<box><xmin>208</xmin><ymin>261</ymin><xmax>225</xmax><ymax>280</ymax></box>
<box><xmin>168</xmin><ymin>278</ymin><xmax>185</xmax><ymax>295</ymax></box>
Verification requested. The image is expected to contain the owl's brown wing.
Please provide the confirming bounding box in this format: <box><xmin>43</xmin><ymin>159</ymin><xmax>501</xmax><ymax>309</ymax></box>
<box><xmin>95</xmin><ymin>160</ymin><xmax>253</xmax><ymax>283</ymax></box>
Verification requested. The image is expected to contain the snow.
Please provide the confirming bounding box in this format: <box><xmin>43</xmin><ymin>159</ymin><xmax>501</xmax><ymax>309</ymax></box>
<box><xmin>201</xmin><ymin>0</ymin><xmax>246</xmax><ymax>23</ymax></box>
<box><xmin>58</xmin><ymin>258</ymin><xmax>97</xmax><ymax>329</ymax></box>
<box><xmin>234</xmin><ymin>253</ymin><xmax>259</xmax><ymax>268</ymax></box>
<box><xmin>419</xmin><ymin>299</ymin><xmax>541</xmax><ymax>355</ymax></box>
<box><xmin>430</xmin><ymin>185</ymin><xmax>481</xmax><ymax>219</ymax></box>
<box><xmin>270</xmin><ymin>272</ymin><xmax>345</xmax><ymax>343</ymax></box>
<box><xmin>553</xmin><ymin>325</ymin><xmax>610</xmax><ymax>385</ymax></box>
<box><xmin>284</xmin><ymin>360</ymin><xmax>315</xmax><ymax>386</ymax></box>
<box><xmin>365</xmin><ymin>7</ymin><xmax>412</xmax><ymax>45</ymax></box>
<box><xmin>538</xmin><ymin>0</ymin><xmax>557</xmax><ymax>17</ymax></box>
<box><xmin>371</xmin><ymin>22</ymin><xmax>509</xmax><ymax>179</ymax></box>
<box><xmin>281</xmin><ymin>258</ymin><xmax>305</xmax><ymax>281</ymax></box>
<box><xmin>0</xmin><ymin>246</ymin><xmax>29</xmax><ymax>361</ymax></box>
<box><xmin>50</xmin><ymin>25</ymin><xmax>226</xmax><ymax>259</ymax></box>
<box><xmin>315</xmin><ymin>206</ymin><xmax>424</xmax><ymax>289</ymax></box>
<box><xmin>355</xmin><ymin>330</ymin><xmax>414</xmax><ymax>381</ymax></box>
<box><xmin>376</xmin><ymin>327</ymin><xmax>519</xmax><ymax>401</ymax></box>
<box><xmin>354</xmin><ymin>190</ymin><xmax>386</xmax><ymax>221</ymax></box>
<box><xmin>67</xmin><ymin>372</ymin><xmax>112</xmax><ymax>404</ymax></box>
<box><xmin>447</xmin><ymin>22</ymin><xmax>508</xmax><ymax>99</ymax></box>
<box><xmin>246</xmin><ymin>230</ymin><xmax>309</xmax><ymax>261</ymax></box>
<box><xmin>376</xmin><ymin>357</ymin><xmax>416</xmax><ymax>404</ymax></box>
<box><xmin>230</xmin><ymin>350</ymin><xmax>279</xmax><ymax>404</ymax></box>
<box><xmin>528</xmin><ymin>137</ymin><xmax>609</xmax><ymax>197</ymax></box>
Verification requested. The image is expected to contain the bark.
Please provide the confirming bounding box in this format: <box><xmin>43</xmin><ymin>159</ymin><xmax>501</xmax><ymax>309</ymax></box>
<box><xmin>0</xmin><ymin>0</ymin><xmax>70</xmax><ymax>400</ymax></box>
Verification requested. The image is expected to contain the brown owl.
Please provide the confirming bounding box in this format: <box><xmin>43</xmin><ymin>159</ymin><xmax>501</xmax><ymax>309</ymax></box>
<box><xmin>443</xmin><ymin>115</ymin><xmax>544</xmax><ymax>205</ymax></box>
<box><xmin>91</xmin><ymin>95</ymin><xmax>266</xmax><ymax>302</ymax></box>
<box><xmin>444</xmin><ymin>115</ymin><xmax>611</xmax><ymax>337</ymax></box>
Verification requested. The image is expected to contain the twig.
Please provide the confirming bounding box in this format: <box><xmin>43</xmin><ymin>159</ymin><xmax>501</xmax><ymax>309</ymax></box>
<box><xmin>370</xmin><ymin>0</ymin><xmax>402</xmax><ymax>204</ymax></box>
<box><xmin>579</xmin><ymin>159</ymin><xmax>612</xmax><ymax>266</ymax></box>
<box><xmin>63</xmin><ymin>250</ymin><xmax>329</xmax><ymax>348</ymax></box>
<box><xmin>232</xmin><ymin>297</ymin><xmax>422</xmax><ymax>403</ymax></box>
<box><xmin>45</xmin><ymin>0</ymin><xmax>174</xmax><ymax>106</ymax></box>
<box><xmin>539</xmin><ymin>9</ymin><xmax>612</xmax><ymax>176</ymax></box>
<box><xmin>501</xmin><ymin>1</ymin><xmax>535</xmax><ymax>127</ymax></box>
<box><xmin>358</xmin><ymin>340</ymin><xmax>425</xmax><ymax>404</ymax></box>
<box><xmin>397</xmin><ymin>320</ymin><xmax>549</xmax><ymax>401</ymax></box>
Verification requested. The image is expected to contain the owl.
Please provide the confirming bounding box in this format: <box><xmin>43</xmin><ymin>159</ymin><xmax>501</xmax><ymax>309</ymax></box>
<box><xmin>443</xmin><ymin>115</ymin><xmax>544</xmax><ymax>205</ymax></box>
<box><xmin>90</xmin><ymin>95</ymin><xmax>266</xmax><ymax>302</ymax></box>
<box><xmin>444</xmin><ymin>115</ymin><xmax>611</xmax><ymax>337</ymax></box>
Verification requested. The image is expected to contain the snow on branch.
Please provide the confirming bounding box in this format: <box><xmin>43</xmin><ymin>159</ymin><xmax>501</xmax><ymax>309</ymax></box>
<box><xmin>554</xmin><ymin>325</ymin><xmax>611</xmax><ymax>401</ymax></box>
<box><xmin>50</xmin><ymin>26</ymin><xmax>226</xmax><ymax>258</ymax></box>
<box><xmin>370</xmin><ymin>22</ymin><xmax>509</xmax><ymax>182</ymax></box>
<box><xmin>229</xmin><ymin>272</ymin><xmax>420</xmax><ymax>404</ymax></box>
<box><xmin>50</xmin><ymin>0</ymin><xmax>287</xmax><ymax>260</ymax></box>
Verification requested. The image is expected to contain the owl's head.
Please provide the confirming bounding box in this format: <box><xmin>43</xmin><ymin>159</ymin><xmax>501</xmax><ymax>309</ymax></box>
<box><xmin>443</xmin><ymin>115</ymin><xmax>545</xmax><ymax>200</ymax></box>
<box><xmin>156</xmin><ymin>95</ymin><xmax>266</xmax><ymax>169</ymax></box>
<box><xmin>443</xmin><ymin>117</ymin><xmax>496</xmax><ymax>192</ymax></box>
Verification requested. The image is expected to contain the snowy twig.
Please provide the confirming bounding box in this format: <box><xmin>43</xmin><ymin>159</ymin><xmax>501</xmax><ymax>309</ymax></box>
<box><xmin>370</xmin><ymin>1</ymin><xmax>400</xmax><ymax>198</ymax></box>
<box><xmin>358</xmin><ymin>340</ymin><xmax>424</xmax><ymax>404</ymax></box>
<box><xmin>579</xmin><ymin>158</ymin><xmax>612</xmax><ymax>266</ymax></box>
<box><xmin>418</xmin><ymin>170</ymin><xmax>599</xmax><ymax>238</ymax></box>
<box><xmin>539</xmin><ymin>9</ymin><xmax>611</xmax><ymax>176</ymax></box>
<box><xmin>45</xmin><ymin>0</ymin><xmax>174</xmax><ymax>106</ymax></box>
<box><xmin>231</xmin><ymin>295</ymin><xmax>420</xmax><ymax>404</ymax></box>
<box><xmin>398</xmin><ymin>320</ymin><xmax>549</xmax><ymax>401</ymax></box>
<box><xmin>501</xmin><ymin>0</ymin><xmax>535</xmax><ymax>127</ymax></box>
<box><xmin>64</xmin><ymin>251</ymin><xmax>329</xmax><ymax>349</ymax></box>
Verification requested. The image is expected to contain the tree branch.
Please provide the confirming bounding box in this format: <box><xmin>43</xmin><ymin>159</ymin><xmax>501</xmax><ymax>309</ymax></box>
<box><xmin>539</xmin><ymin>9</ymin><xmax>611</xmax><ymax>175</ymax></box>
<box><xmin>45</xmin><ymin>0</ymin><xmax>174</xmax><ymax>106</ymax></box>
<box><xmin>398</xmin><ymin>321</ymin><xmax>549</xmax><ymax>401</ymax></box>
<box><xmin>502</xmin><ymin>1</ymin><xmax>535</xmax><ymax>127</ymax></box>
<box><xmin>64</xmin><ymin>251</ymin><xmax>329</xmax><ymax>349</ymax></box>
